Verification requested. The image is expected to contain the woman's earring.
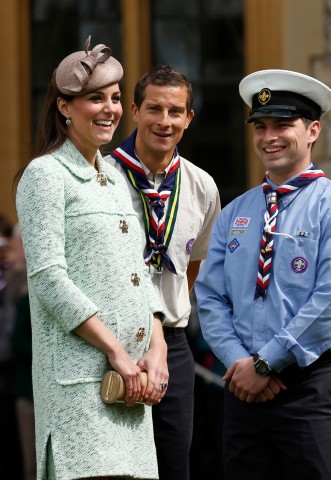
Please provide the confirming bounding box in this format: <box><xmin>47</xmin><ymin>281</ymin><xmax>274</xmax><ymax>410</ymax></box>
<box><xmin>66</xmin><ymin>117</ymin><xmax>72</xmax><ymax>125</ymax></box>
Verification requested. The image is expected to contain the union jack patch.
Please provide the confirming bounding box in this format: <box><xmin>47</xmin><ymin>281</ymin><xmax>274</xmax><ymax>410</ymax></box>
<box><xmin>228</xmin><ymin>238</ymin><xmax>240</xmax><ymax>253</ymax></box>
<box><xmin>233</xmin><ymin>217</ymin><xmax>250</xmax><ymax>228</ymax></box>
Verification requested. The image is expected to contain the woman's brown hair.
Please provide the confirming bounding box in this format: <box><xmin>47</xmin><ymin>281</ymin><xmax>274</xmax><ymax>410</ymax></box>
<box><xmin>13</xmin><ymin>71</ymin><xmax>73</xmax><ymax>191</ymax></box>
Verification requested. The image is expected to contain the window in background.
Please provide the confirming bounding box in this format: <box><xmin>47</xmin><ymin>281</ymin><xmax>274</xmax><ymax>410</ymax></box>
<box><xmin>151</xmin><ymin>0</ymin><xmax>245</xmax><ymax>206</ymax></box>
<box><xmin>31</xmin><ymin>0</ymin><xmax>123</xmax><ymax>149</ymax></box>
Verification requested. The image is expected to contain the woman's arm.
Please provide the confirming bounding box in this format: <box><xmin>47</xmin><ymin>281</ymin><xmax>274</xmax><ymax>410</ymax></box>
<box><xmin>137</xmin><ymin>315</ymin><xmax>168</xmax><ymax>406</ymax></box>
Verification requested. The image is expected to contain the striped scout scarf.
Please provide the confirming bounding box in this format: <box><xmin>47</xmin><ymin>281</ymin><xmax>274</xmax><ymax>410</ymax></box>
<box><xmin>111</xmin><ymin>130</ymin><xmax>180</xmax><ymax>274</ymax></box>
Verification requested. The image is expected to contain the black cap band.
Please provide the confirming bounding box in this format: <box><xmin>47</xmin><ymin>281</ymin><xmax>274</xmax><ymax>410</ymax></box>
<box><xmin>247</xmin><ymin>90</ymin><xmax>321</xmax><ymax>123</ymax></box>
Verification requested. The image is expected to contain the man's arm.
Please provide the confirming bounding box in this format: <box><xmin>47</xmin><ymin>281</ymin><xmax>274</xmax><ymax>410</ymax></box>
<box><xmin>195</xmin><ymin>213</ymin><xmax>252</xmax><ymax>368</ymax></box>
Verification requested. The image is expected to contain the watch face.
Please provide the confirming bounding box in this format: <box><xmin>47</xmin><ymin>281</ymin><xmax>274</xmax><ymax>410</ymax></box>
<box><xmin>254</xmin><ymin>358</ymin><xmax>271</xmax><ymax>375</ymax></box>
<box><xmin>256</xmin><ymin>361</ymin><xmax>269</xmax><ymax>374</ymax></box>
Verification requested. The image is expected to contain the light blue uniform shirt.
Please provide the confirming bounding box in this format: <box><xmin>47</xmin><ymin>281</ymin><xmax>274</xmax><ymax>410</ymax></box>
<box><xmin>195</xmin><ymin>174</ymin><xmax>331</xmax><ymax>372</ymax></box>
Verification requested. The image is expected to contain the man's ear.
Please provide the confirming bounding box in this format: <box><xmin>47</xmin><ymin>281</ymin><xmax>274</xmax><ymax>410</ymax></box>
<box><xmin>308</xmin><ymin>120</ymin><xmax>321</xmax><ymax>144</ymax></box>
<box><xmin>185</xmin><ymin>109</ymin><xmax>195</xmax><ymax>130</ymax></box>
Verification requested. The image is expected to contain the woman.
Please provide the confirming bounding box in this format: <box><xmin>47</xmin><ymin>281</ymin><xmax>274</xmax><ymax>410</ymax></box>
<box><xmin>16</xmin><ymin>36</ymin><xmax>168</xmax><ymax>480</ymax></box>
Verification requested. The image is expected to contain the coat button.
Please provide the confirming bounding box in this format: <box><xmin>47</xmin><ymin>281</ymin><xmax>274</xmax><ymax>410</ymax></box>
<box><xmin>136</xmin><ymin>327</ymin><xmax>146</xmax><ymax>342</ymax></box>
<box><xmin>119</xmin><ymin>219</ymin><xmax>128</xmax><ymax>233</ymax></box>
<box><xmin>131</xmin><ymin>273</ymin><xmax>140</xmax><ymax>286</ymax></box>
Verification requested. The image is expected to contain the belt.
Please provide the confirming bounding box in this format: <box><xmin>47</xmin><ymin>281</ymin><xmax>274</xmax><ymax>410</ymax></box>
<box><xmin>163</xmin><ymin>326</ymin><xmax>186</xmax><ymax>337</ymax></box>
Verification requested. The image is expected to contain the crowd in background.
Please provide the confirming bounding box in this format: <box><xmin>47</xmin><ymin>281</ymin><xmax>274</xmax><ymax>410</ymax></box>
<box><xmin>0</xmin><ymin>215</ymin><xmax>35</xmax><ymax>480</ymax></box>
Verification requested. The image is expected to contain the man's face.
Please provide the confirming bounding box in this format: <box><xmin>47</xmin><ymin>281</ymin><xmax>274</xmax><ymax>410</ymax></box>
<box><xmin>252</xmin><ymin>116</ymin><xmax>321</xmax><ymax>184</ymax></box>
<box><xmin>131</xmin><ymin>84</ymin><xmax>194</xmax><ymax>161</ymax></box>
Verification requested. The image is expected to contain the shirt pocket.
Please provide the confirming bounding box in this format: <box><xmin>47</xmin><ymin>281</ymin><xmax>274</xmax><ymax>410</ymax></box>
<box><xmin>276</xmin><ymin>236</ymin><xmax>318</xmax><ymax>292</ymax></box>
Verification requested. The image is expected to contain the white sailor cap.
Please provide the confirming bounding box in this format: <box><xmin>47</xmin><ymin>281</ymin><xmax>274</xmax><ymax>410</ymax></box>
<box><xmin>239</xmin><ymin>69</ymin><xmax>331</xmax><ymax>123</ymax></box>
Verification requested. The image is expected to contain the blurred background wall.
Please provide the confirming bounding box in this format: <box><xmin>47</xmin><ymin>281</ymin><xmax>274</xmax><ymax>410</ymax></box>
<box><xmin>2</xmin><ymin>0</ymin><xmax>331</xmax><ymax>225</ymax></box>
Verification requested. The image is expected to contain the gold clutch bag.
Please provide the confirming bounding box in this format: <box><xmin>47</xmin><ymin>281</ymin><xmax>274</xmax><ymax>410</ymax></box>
<box><xmin>100</xmin><ymin>370</ymin><xmax>148</xmax><ymax>404</ymax></box>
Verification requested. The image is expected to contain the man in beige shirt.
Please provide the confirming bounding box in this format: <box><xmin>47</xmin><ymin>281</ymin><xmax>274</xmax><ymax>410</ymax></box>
<box><xmin>107</xmin><ymin>65</ymin><xmax>220</xmax><ymax>480</ymax></box>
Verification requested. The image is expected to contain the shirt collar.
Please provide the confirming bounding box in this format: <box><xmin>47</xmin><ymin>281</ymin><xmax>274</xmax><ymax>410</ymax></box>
<box><xmin>268</xmin><ymin>163</ymin><xmax>314</xmax><ymax>190</ymax></box>
<box><xmin>135</xmin><ymin>151</ymin><xmax>176</xmax><ymax>180</ymax></box>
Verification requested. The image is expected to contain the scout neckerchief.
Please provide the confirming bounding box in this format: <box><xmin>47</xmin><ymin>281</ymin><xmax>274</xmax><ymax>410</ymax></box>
<box><xmin>111</xmin><ymin>129</ymin><xmax>180</xmax><ymax>274</ymax></box>
<box><xmin>255</xmin><ymin>164</ymin><xmax>325</xmax><ymax>299</ymax></box>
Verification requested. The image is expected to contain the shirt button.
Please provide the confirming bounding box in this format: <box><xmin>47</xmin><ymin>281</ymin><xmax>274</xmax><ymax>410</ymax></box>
<box><xmin>256</xmin><ymin>336</ymin><xmax>262</xmax><ymax>341</ymax></box>
<box><xmin>258</xmin><ymin>304</ymin><xmax>264</xmax><ymax>310</ymax></box>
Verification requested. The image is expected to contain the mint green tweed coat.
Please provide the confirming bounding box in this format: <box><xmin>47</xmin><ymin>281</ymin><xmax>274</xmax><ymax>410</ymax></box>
<box><xmin>16</xmin><ymin>140</ymin><xmax>163</xmax><ymax>480</ymax></box>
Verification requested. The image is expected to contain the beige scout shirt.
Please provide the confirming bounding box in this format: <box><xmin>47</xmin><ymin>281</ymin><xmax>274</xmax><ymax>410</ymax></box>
<box><xmin>106</xmin><ymin>155</ymin><xmax>221</xmax><ymax>327</ymax></box>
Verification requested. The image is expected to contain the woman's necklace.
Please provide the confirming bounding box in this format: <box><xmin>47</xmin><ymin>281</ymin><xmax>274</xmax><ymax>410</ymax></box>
<box><xmin>95</xmin><ymin>157</ymin><xmax>107</xmax><ymax>186</ymax></box>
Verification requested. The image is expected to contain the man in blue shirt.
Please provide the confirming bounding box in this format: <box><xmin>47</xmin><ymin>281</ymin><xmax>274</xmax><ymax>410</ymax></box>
<box><xmin>195</xmin><ymin>69</ymin><xmax>331</xmax><ymax>480</ymax></box>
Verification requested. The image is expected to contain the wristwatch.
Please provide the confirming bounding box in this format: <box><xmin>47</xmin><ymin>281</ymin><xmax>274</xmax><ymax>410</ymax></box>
<box><xmin>253</xmin><ymin>354</ymin><xmax>272</xmax><ymax>376</ymax></box>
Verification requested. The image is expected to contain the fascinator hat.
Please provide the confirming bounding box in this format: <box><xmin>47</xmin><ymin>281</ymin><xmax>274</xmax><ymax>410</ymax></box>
<box><xmin>55</xmin><ymin>35</ymin><xmax>123</xmax><ymax>96</ymax></box>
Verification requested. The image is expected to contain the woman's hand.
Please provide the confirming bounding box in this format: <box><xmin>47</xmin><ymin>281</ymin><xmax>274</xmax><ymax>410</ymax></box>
<box><xmin>107</xmin><ymin>349</ymin><xmax>148</xmax><ymax>406</ymax></box>
<box><xmin>74</xmin><ymin>314</ymin><xmax>148</xmax><ymax>406</ymax></box>
<box><xmin>137</xmin><ymin>316</ymin><xmax>168</xmax><ymax>406</ymax></box>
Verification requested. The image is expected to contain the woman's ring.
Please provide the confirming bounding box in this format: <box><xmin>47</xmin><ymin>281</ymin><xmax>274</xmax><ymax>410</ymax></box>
<box><xmin>160</xmin><ymin>382</ymin><xmax>168</xmax><ymax>390</ymax></box>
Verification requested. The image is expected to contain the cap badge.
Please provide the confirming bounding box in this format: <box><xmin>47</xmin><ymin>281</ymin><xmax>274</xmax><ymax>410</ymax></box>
<box><xmin>258</xmin><ymin>88</ymin><xmax>271</xmax><ymax>105</ymax></box>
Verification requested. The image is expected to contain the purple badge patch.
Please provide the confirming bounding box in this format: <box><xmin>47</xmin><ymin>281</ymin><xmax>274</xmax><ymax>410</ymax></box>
<box><xmin>186</xmin><ymin>238</ymin><xmax>195</xmax><ymax>254</ymax></box>
<box><xmin>228</xmin><ymin>238</ymin><xmax>240</xmax><ymax>253</ymax></box>
<box><xmin>291</xmin><ymin>256</ymin><xmax>308</xmax><ymax>273</ymax></box>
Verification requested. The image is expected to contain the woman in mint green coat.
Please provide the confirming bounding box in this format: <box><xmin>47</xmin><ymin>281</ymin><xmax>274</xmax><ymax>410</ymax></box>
<box><xmin>15</xmin><ymin>37</ymin><xmax>168</xmax><ymax>480</ymax></box>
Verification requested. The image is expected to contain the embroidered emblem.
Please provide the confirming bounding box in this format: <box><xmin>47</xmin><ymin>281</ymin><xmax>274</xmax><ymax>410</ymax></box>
<box><xmin>120</xmin><ymin>219</ymin><xmax>128</xmax><ymax>233</ymax></box>
<box><xmin>258</xmin><ymin>88</ymin><xmax>271</xmax><ymax>105</ymax></box>
<box><xmin>131</xmin><ymin>273</ymin><xmax>140</xmax><ymax>286</ymax></box>
<box><xmin>186</xmin><ymin>238</ymin><xmax>195</xmax><ymax>254</ymax></box>
<box><xmin>233</xmin><ymin>217</ymin><xmax>250</xmax><ymax>228</ymax></box>
<box><xmin>291</xmin><ymin>257</ymin><xmax>308</xmax><ymax>273</ymax></box>
<box><xmin>136</xmin><ymin>327</ymin><xmax>146</xmax><ymax>342</ymax></box>
<box><xmin>228</xmin><ymin>238</ymin><xmax>240</xmax><ymax>253</ymax></box>
<box><xmin>230</xmin><ymin>229</ymin><xmax>246</xmax><ymax>236</ymax></box>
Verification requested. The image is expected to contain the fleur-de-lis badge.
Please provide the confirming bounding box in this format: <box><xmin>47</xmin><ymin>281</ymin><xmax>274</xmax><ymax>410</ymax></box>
<box><xmin>131</xmin><ymin>273</ymin><xmax>140</xmax><ymax>286</ymax></box>
<box><xmin>120</xmin><ymin>219</ymin><xmax>128</xmax><ymax>233</ymax></box>
<box><xmin>258</xmin><ymin>88</ymin><xmax>271</xmax><ymax>105</ymax></box>
<box><xmin>136</xmin><ymin>327</ymin><xmax>146</xmax><ymax>342</ymax></box>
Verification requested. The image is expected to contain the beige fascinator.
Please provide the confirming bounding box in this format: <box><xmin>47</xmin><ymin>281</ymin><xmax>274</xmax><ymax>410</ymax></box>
<box><xmin>55</xmin><ymin>35</ymin><xmax>123</xmax><ymax>96</ymax></box>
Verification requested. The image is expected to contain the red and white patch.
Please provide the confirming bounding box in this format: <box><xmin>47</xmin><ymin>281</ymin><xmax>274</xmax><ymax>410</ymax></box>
<box><xmin>233</xmin><ymin>217</ymin><xmax>250</xmax><ymax>228</ymax></box>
